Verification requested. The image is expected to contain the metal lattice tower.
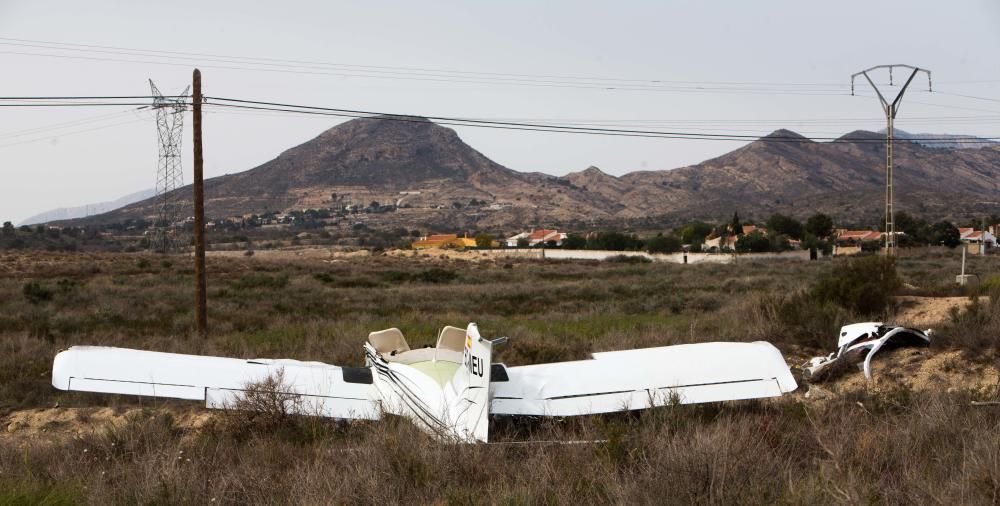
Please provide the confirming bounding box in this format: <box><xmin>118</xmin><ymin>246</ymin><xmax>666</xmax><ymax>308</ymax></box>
<box><xmin>149</xmin><ymin>79</ymin><xmax>190</xmax><ymax>252</ymax></box>
<box><xmin>851</xmin><ymin>65</ymin><xmax>931</xmax><ymax>257</ymax></box>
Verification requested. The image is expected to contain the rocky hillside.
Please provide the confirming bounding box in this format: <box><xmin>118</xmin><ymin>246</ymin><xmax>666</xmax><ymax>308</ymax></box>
<box><xmin>63</xmin><ymin>117</ymin><xmax>1000</xmax><ymax>229</ymax></box>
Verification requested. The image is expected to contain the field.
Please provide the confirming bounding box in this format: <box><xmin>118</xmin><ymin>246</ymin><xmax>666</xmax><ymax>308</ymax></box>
<box><xmin>1</xmin><ymin>248</ymin><xmax>999</xmax><ymax>504</ymax></box>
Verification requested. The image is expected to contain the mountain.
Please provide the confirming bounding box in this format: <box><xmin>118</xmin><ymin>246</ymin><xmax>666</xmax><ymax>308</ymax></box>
<box><xmin>886</xmin><ymin>128</ymin><xmax>999</xmax><ymax>150</ymax></box>
<box><xmin>58</xmin><ymin>118</ymin><xmax>1000</xmax><ymax>230</ymax></box>
<box><xmin>68</xmin><ymin>116</ymin><xmax>620</xmax><ymax>229</ymax></box>
<box><xmin>21</xmin><ymin>188</ymin><xmax>155</xmax><ymax>226</ymax></box>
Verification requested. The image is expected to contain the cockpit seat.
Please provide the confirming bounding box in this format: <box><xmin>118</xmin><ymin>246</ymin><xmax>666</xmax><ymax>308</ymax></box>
<box><xmin>436</xmin><ymin>326</ymin><xmax>467</xmax><ymax>353</ymax></box>
<box><xmin>367</xmin><ymin>328</ymin><xmax>409</xmax><ymax>357</ymax></box>
<box><xmin>367</xmin><ymin>325</ymin><xmax>465</xmax><ymax>366</ymax></box>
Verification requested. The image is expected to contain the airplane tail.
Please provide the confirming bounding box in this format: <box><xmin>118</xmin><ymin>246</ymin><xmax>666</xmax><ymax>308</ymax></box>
<box><xmin>444</xmin><ymin>323</ymin><xmax>493</xmax><ymax>442</ymax></box>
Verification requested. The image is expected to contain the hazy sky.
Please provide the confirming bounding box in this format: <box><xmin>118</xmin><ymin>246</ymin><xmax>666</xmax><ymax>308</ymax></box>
<box><xmin>2</xmin><ymin>0</ymin><xmax>999</xmax><ymax>223</ymax></box>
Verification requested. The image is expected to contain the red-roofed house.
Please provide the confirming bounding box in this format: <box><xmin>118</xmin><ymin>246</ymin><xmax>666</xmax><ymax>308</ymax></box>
<box><xmin>833</xmin><ymin>229</ymin><xmax>882</xmax><ymax>255</ymax></box>
<box><xmin>703</xmin><ymin>225</ymin><xmax>771</xmax><ymax>251</ymax></box>
<box><xmin>506</xmin><ymin>229</ymin><xmax>567</xmax><ymax>247</ymax></box>
<box><xmin>959</xmin><ymin>227</ymin><xmax>997</xmax><ymax>253</ymax></box>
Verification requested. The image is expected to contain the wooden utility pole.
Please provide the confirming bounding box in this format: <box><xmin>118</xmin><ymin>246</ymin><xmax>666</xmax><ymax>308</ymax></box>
<box><xmin>192</xmin><ymin>69</ymin><xmax>207</xmax><ymax>337</ymax></box>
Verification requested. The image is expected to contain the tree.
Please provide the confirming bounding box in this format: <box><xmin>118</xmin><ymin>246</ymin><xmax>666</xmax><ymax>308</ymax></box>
<box><xmin>2</xmin><ymin>221</ymin><xmax>13</xmax><ymax>236</ymax></box>
<box><xmin>812</xmin><ymin>256</ymin><xmax>900</xmax><ymax>315</ymax></box>
<box><xmin>735</xmin><ymin>231</ymin><xmax>770</xmax><ymax>253</ymax></box>
<box><xmin>930</xmin><ymin>221</ymin><xmax>961</xmax><ymax>248</ymax></box>
<box><xmin>587</xmin><ymin>231</ymin><xmax>642</xmax><ymax>251</ymax></box>
<box><xmin>730</xmin><ymin>212</ymin><xmax>743</xmax><ymax>236</ymax></box>
<box><xmin>805</xmin><ymin>213</ymin><xmax>834</xmax><ymax>239</ymax></box>
<box><xmin>475</xmin><ymin>233</ymin><xmax>494</xmax><ymax>248</ymax></box>
<box><xmin>677</xmin><ymin>221</ymin><xmax>713</xmax><ymax>244</ymax></box>
<box><xmin>562</xmin><ymin>233</ymin><xmax>587</xmax><ymax>249</ymax></box>
<box><xmin>801</xmin><ymin>234</ymin><xmax>832</xmax><ymax>257</ymax></box>
<box><xmin>516</xmin><ymin>237</ymin><xmax>529</xmax><ymax>248</ymax></box>
<box><xmin>768</xmin><ymin>233</ymin><xmax>793</xmax><ymax>252</ymax></box>
<box><xmin>766</xmin><ymin>213</ymin><xmax>803</xmax><ymax>239</ymax></box>
<box><xmin>646</xmin><ymin>234</ymin><xmax>682</xmax><ymax>254</ymax></box>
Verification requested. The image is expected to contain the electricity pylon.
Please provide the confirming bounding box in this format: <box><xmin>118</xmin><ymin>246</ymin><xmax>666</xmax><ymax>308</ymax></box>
<box><xmin>851</xmin><ymin>65</ymin><xmax>932</xmax><ymax>256</ymax></box>
<box><xmin>149</xmin><ymin>79</ymin><xmax>190</xmax><ymax>252</ymax></box>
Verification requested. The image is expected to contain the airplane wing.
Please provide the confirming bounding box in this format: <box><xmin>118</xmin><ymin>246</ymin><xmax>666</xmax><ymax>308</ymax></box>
<box><xmin>52</xmin><ymin>346</ymin><xmax>381</xmax><ymax>420</ymax></box>
<box><xmin>490</xmin><ymin>341</ymin><xmax>797</xmax><ymax>416</ymax></box>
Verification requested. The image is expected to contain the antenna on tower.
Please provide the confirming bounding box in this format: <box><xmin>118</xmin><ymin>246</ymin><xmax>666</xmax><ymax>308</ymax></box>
<box><xmin>149</xmin><ymin>79</ymin><xmax>190</xmax><ymax>252</ymax></box>
<box><xmin>850</xmin><ymin>64</ymin><xmax>931</xmax><ymax>257</ymax></box>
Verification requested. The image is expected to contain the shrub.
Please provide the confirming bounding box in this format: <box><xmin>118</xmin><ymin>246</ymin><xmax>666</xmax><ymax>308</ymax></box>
<box><xmin>213</xmin><ymin>370</ymin><xmax>336</xmax><ymax>444</ymax></box>
<box><xmin>735</xmin><ymin>231</ymin><xmax>770</xmax><ymax>253</ymax></box>
<box><xmin>233</xmin><ymin>273</ymin><xmax>289</xmax><ymax>290</ymax></box>
<box><xmin>474</xmin><ymin>233</ymin><xmax>494</xmax><ymax>248</ymax></box>
<box><xmin>604</xmin><ymin>254</ymin><xmax>651</xmax><ymax>264</ymax></box>
<box><xmin>55</xmin><ymin>278</ymin><xmax>79</xmax><ymax>296</ymax></box>
<box><xmin>414</xmin><ymin>268</ymin><xmax>458</xmax><ymax>283</ymax></box>
<box><xmin>22</xmin><ymin>282</ymin><xmax>52</xmax><ymax>304</ymax></box>
<box><xmin>811</xmin><ymin>256</ymin><xmax>900</xmax><ymax>316</ymax></box>
<box><xmin>936</xmin><ymin>286</ymin><xmax>1000</xmax><ymax>355</ymax></box>
<box><xmin>0</xmin><ymin>479</ymin><xmax>81</xmax><ymax>505</ymax></box>
<box><xmin>980</xmin><ymin>275</ymin><xmax>1000</xmax><ymax>292</ymax></box>
<box><xmin>646</xmin><ymin>235</ymin><xmax>682</xmax><ymax>254</ymax></box>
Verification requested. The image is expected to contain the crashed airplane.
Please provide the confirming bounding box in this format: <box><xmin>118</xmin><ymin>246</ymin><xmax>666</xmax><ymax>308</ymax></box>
<box><xmin>804</xmin><ymin>322</ymin><xmax>931</xmax><ymax>381</ymax></box>
<box><xmin>52</xmin><ymin>323</ymin><xmax>797</xmax><ymax>442</ymax></box>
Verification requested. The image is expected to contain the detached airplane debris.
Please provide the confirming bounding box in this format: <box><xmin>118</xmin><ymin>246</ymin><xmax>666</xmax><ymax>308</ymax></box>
<box><xmin>803</xmin><ymin>322</ymin><xmax>931</xmax><ymax>381</ymax></box>
<box><xmin>52</xmin><ymin>323</ymin><xmax>797</xmax><ymax>442</ymax></box>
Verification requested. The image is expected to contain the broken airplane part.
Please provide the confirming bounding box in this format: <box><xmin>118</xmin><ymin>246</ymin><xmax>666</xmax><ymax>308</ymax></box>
<box><xmin>52</xmin><ymin>323</ymin><xmax>798</xmax><ymax>442</ymax></box>
<box><xmin>803</xmin><ymin>322</ymin><xmax>932</xmax><ymax>381</ymax></box>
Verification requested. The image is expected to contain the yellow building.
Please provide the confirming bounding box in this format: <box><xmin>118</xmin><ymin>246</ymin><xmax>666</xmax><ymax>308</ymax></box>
<box><xmin>411</xmin><ymin>234</ymin><xmax>477</xmax><ymax>249</ymax></box>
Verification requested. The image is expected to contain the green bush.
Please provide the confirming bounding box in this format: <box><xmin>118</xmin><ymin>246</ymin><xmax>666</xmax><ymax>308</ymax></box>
<box><xmin>980</xmin><ymin>275</ymin><xmax>1000</xmax><ymax>292</ymax></box>
<box><xmin>735</xmin><ymin>231</ymin><xmax>770</xmax><ymax>253</ymax></box>
<box><xmin>811</xmin><ymin>256</ymin><xmax>900</xmax><ymax>315</ymax></box>
<box><xmin>646</xmin><ymin>235</ymin><xmax>682</xmax><ymax>254</ymax></box>
<box><xmin>22</xmin><ymin>282</ymin><xmax>52</xmax><ymax>304</ymax></box>
<box><xmin>414</xmin><ymin>268</ymin><xmax>458</xmax><ymax>283</ymax></box>
<box><xmin>381</xmin><ymin>268</ymin><xmax>458</xmax><ymax>284</ymax></box>
<box><xmin>0</xmin><ymin>479</ymin><xmax>81</xmax><ymax>506</ymax></box>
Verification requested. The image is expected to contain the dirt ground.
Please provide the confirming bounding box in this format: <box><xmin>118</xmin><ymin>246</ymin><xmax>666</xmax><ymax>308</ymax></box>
<box><xmin>800</xmin><ymin>295</ymin><xmax>1000</xmax><ymax>401</ymax></box>
<box><xmin>3</xmin><ymin>406</ymin><xmax>213</xmax><ymax>447</ymax></box>
<box><xmin>207</xmin><ymin>247</ymin><xmax>371</xmax><ymax>261</ymax></box>
<box><xmin>384</xmin><ymin>247</ymin><xmax>502</xmax><ymax>262</ymax></box>
<box><xmin>894</xmin><ymin>295</ymin><xmax>980</xmax><ymax>328</ymax></box>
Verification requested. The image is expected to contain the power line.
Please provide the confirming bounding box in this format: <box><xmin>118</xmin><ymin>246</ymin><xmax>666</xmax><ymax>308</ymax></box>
<box><xmin>2</xmin><ymin>94</ymin><xmax>997</xmax><ymax>143</ymax></box>
<box><xmin>0</xmin><ymin>47</ymin><xmax>858</xmax><ymax>95</ymax></box>
<box><xmin>934</xmin><ymin>90</ymin><xmax>1000</xmax><ymax>103</ymax></box>
<box><xmin>0</xmin><ymin>118</ymin><xmax>147</xmax><ymax>148</ymax></box>
<box><xmin>0</xmin><ymin>102</ymin><xmax>163</xmax><ymax>107</ymax></box>
<box><xmin>0</xmin><ymin>95</ymin><xmax>170</xmax><ymax>100</ymax></box>
<box><xmin>8</xmin><ymin>95</ymin><xmax>1000</xmax><ymax>126</ymax></box>
<box><xmin>0</xmin><ymin>109</ymin><xmax>136</xmax><ymax>138</ymax></box>
<box><xmin>0</xmin><ymin>37</ymin><xmax>851</xmax><ymax>89</ymax></box>
<box><xmin>203</xmin><ymin>96</ymin><xmax>1000</xmax><ymax>143</ymax></box>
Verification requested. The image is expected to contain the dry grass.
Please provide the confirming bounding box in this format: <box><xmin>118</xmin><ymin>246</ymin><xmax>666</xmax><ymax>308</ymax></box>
<box><xmin>1</xmin><ymin>248</ymin><xmax>999</xmax><ymax>504</ymax></box>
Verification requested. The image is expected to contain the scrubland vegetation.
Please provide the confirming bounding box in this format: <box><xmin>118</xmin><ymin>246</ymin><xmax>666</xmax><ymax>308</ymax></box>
<box><xmin>1</xmin><ymin>248</ymin><xmax>999</xmax><ymax>504</ymax></box>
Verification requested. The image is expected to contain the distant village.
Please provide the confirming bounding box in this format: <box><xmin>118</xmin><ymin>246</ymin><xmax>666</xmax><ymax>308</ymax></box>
<box><xmin>2</xmin><ymin>207</ymin><xmax>997</xmax><ymax>257</ymax></box>
<box><xmin>408</xmin><ymin>217</ymin><xmax>999</xmax><ymax>257</ymax></box>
